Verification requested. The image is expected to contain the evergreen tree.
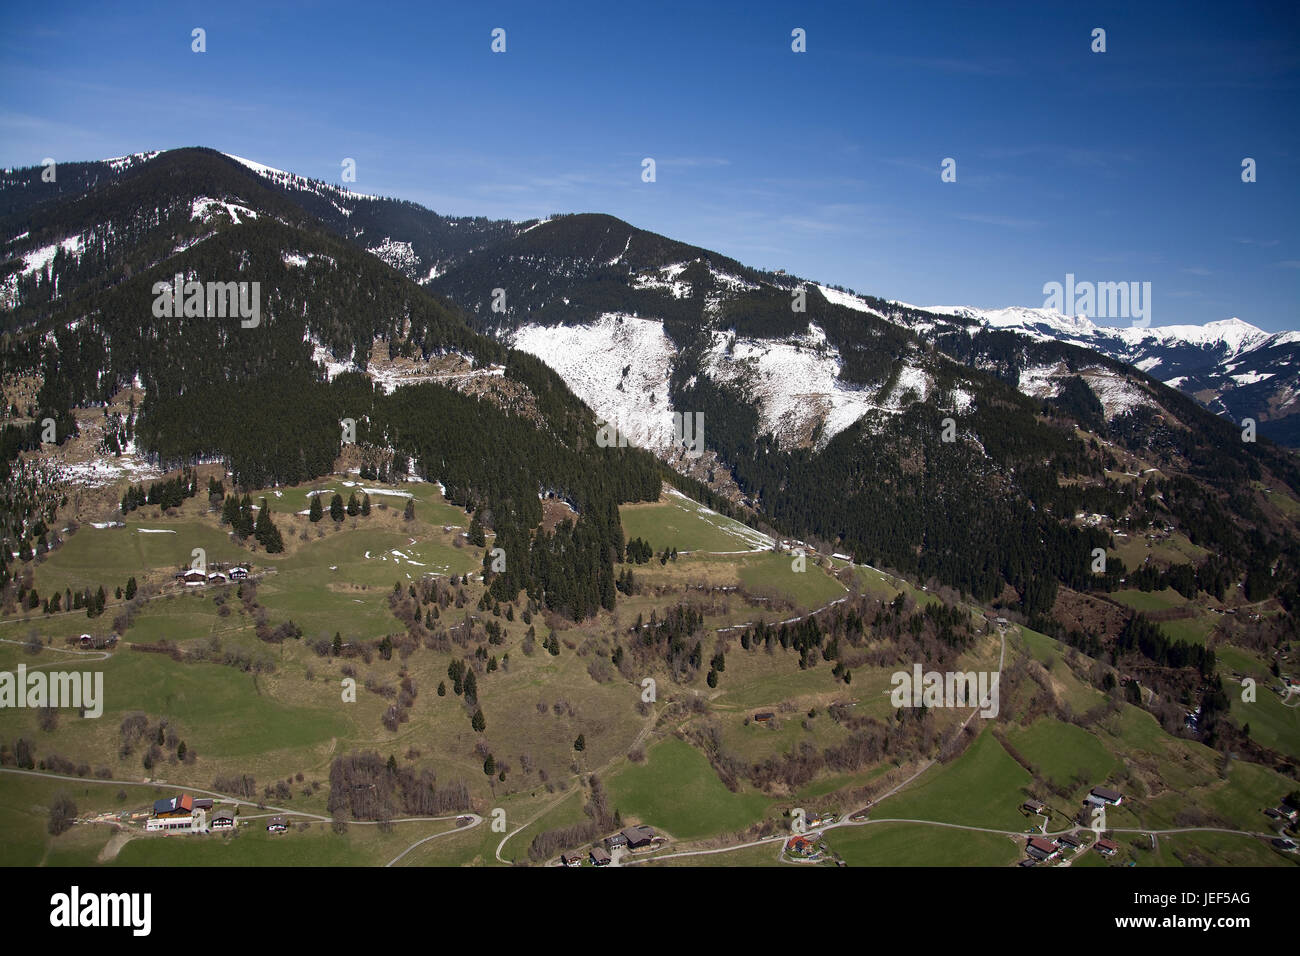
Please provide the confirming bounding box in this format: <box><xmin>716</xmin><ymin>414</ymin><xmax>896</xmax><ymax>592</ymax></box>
<box><xmin>309</xmin><ymin>493</ymin><xmax>322</xmax><ymax>523</ymax></box>
<box><xmin>330</xmin><ymin>493</ymin><xmax>344</xmax><ymax>522</ymax></box>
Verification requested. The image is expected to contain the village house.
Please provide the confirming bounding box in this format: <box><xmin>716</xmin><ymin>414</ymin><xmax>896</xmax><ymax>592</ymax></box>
<box><xmin>267</xmin><ymin>816</ymin><xmax>288</xmax><ymax>833</ymax></box>
<box><xmin>153</xmin><ymin>794</ymin><xmax>194</xmax><ymax>818</ymax></box>
<box><xmin>1025</xmin><ymin>836</ymin><xmax>1059</xmax><ymax>861</ymax></box>
<box><xmin>622</xmin><ymin>825</ymin><xmax>656</xmax><ymax>849</ymax></box>
<box><xmin>589</xmin><ymin>846</ymin><xmax>611</xmax><ymax>866</ymax></box>
<box><xmin>1090</xmin><ymin>787</ymin><xmax>1123</xmax><ymax>806</ymax></box>
<box><xmin>1022</xmin><ymin>799</ymin><xmax>1047</xmax><ymax>815</ymax></box>
<box><xmin>605</xmin><ymin>832</ymin><xmax>628</xmax><ymax>850</ymax></box>
<box><xmin>560</xmin><ymin>852</ymin><xmax>583</xmax><ymax>868</ymax></box>
<box><xmin>1095</xmin><ymin>839</ymin><xmax>1119</xmax><ymax>856</ymax></box>
<box><xmin>206</xmin><ymin>571</ymin><xmax>228</xmax><ymax>584</ymax></box>
<box><xmin>1056</xmin><ymin>833</ymin><xmax>1082</xmax><ymax>850</ymax></box>
<box><xmin>211</xmin><ymin>811</ymin><xmax>235</xmax><ymax>830</ymax></box>
<box><xmin>229</xmin><ymin>566</ymin><xmax>249</xmax><ymax>580</ymax></box>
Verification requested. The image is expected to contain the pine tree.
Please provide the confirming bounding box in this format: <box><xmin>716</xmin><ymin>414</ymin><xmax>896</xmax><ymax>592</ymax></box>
<box><xmin>347</xmin><ymin>492</ymin><xmax>359</xmax><ymax>516</ymax></box>
<box><xmin>472</xmin><ymin>709</ymin><xmax>485</xmax><ymax>731</ymax></box>
<box><xmin>573</xmin><ymin>734</ymin><xmax>585</xmax><ymax>752</ymax></box>
<box><xmin>361</xmin><ymin>493</ymin><xmax>371</xmax><ymax>516</ymax></box>
<box><xmin>309</xmin><ymin>494</ymin><xmax>322</xmax><ymax>523</ymax></box>
<box><xmin>330</xmin><ymin>493</ymin><xmax>344</xmax><ymax>522</ymax></box>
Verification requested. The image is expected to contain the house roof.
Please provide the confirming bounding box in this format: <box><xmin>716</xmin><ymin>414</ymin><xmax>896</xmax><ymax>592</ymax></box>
<box><xmin>1096</xmin><ymin>839</ymin><xmax>1119</xmax><ymax>851</ymax></box>
<box><xmin>590</xmin><ymin>847</ymin><xmax>610</xmax><ymax>861</ymax></box>
<box><xmin>1091</xmin><ymin>787</ymin><xmax>1122</xmax><ymax>801</ymax></box>
<box><xmin>1027</xmin><ymin>837</ymin><xmax>1056</xmax><ymax>853</ymax></box>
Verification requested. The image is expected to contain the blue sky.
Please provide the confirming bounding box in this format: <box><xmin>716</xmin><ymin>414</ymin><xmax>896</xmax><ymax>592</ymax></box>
<box><xmin>2</xmin><ymin>0</ymin><xmax>1297</xmax><ymax>330</ymax></box>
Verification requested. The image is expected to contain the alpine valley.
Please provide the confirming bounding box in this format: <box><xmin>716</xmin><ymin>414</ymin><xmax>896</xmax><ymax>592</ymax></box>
<box><xmin>1</xmin><ymin>147</ymin><xmax>1297</xmax><ymax>870</ymax></box>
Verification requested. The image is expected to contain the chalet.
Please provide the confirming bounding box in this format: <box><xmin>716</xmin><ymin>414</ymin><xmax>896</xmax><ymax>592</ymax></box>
<box><xmin>207</xmin><ymin>571</ymin><xmax>228</xmax><ymax>584</ymax></box>
<box><xmin>753</xmin><ymin>712</ymin><xmax>775</xmax><ymax>724</ymax></box>
<box><xmin>786</xmin><ymin>835</ymin><xmax>818</xmax><ymax>857</ymax></box>
<box><xmin>560</xmin><ymin>852</ymin><xmax>583</xmax><ymax>868</ymax></box>
<box><xmin>1022</xmin><ymin>799</ymin><xmax>1047</xmax><ymax>815</ymax></box>
<box><xmin>211</xmin><ymin>812</ymin><xmax>235</xmax><ymax>830</ymax></box>
<box><xmin>589</xmin><ymin>847</ymin><xmax>611</xmax><ymax>866</ymax></box>
<box><xmin>229</xmin><ymin>566</ymin><xmax>249</xmax><ymax>580</ymax></box>
<box><xmin>1025</xmin><ymin>836</ymin><xmax>1059</xmax><ymax>861</ymax></box>
<box><xmin>622</xmin><ymin>825</ymin><xmax>656</xmax><ymax>849</ymax></box>
<box><xmin>153</xmin><ymin>794</ymin><xmax>194</xmax><ymax>818</ymax></box>
<box><xmin>192</xmin><ymin>798</ymin><xmax>214</xmax><ymax>811</ymax></box>
<box><xmin>78</xmin><ymin>633</ymin><xmax>94</xmax><ymax>648</ymax></box>
<box><xmin>1056</xmin><ymin>833</ymin><xmax>1082</xmax><ymax>849</ymax></box>
<box><xmin>1095</xmin><ymin>839</ymin><xmax>1119</xmax><ymax>856</ymax></box>
<box><xmin>1090</xmin><ymin>787</ymin><xmax>1123</xmax><ymax>806</ymax></box>
<box><xmin>805</xmin><ymin>811</ymin><xmax>825</xmax><ymax>829</ymax></box>
<box><xmin>1273</xmin><ymin>806</ymin><xmax>1299</xmax><ymax>823</ymax></box>
<box><xmin>266</xmin><ymin>816</ymin><xmax>288</xmax><ymax>833</ymax></box>
<box><xmin>181</xmin><ymin>568</ymin><xmax>207</xmax><ymax>586</ymax></box>
<box><xmin>605</xmin><ymin>832</ymin><xmax>628</xmax><ymax>850</ymax></box>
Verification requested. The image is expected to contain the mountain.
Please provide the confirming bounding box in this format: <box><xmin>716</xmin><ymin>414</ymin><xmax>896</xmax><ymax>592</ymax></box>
<box><xmin>922</xmin><ymin>304</ymin><xmax>1300</xmax><ymax>445</ymax></box>
<box><xmin>3</xmin><ymin>146</ymin><xmax>1300</xmax><ymax>633</ymax></box>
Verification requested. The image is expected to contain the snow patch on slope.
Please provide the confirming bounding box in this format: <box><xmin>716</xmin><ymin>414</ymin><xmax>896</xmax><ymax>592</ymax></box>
<box><xmin>512</xmin><ymin>314</ymin><xmax>678</xmax><ymax>450</ymax></box>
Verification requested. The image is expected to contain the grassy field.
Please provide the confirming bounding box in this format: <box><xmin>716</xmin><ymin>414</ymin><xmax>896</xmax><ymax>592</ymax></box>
<box><xmin>618</xmin><ymin>490</ymin><xmax>770</xmax><ymax>554</ymax></box>
<box><xmin>1111</xmin><ymin>589</ymin><xmax>1189</xmax><ymax>613</ymax></box>
<box><xmin>1001</xmin><ymin>718</ymin><xmax>1120</xmax><ymax>798</ymax></box>
<box><xmin>605</xmin><ymin>736</ymin><xmax>773</xmax><ymax>840</ymax></box>
<box><xmin>824</xmin><ymin>820</ymin><xmax>1020</xmax><ymax>866</ymax></box>
<box><xmin>873</xmin><ymin>728</ymin><xmax>1033</xmax><ymax>831</ymax></box>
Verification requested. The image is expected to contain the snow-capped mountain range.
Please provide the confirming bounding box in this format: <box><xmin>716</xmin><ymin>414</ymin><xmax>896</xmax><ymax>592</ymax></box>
<box><xmin>915</xmin><ymin>304</ymin><xmax>1299</xmax><ymax>444</ymax></box>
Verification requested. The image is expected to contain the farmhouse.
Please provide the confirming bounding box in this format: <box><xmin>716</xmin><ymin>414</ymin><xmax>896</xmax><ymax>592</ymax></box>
<box><xmin>1025</xmin><ymin>837</ymin><xmax>1059</xmax><ymax>861</ymax></box>
<box><xmin>560</xmin><ymin>852</ymin><xmax>583</xmax><ymax>867</ymax></box>
<box><xmin>1090</xmin><ymin>787</ymin><xmax>1123</xmax><ymax>805</ymax></box>
<box><xmin>153</xmin><ymin>794</ymin><xmax>194</xmax><ymax>818</ymax></box>
<box><xmin>605</xmin><ymin>832</ymin><xmax>628</xmax><ymax>850</ymax></box>
<box><xmin>589</xmin><ymin>847</ymin><xmax>611</xmax><ymax>866</ymax></box>
<box><xmin>1022</xmin><ymin>799</ymin><xmax>1047</xmax><ymax>815</ymax></box>
<box><xmin>207</xmin><ymin>571</ymin><xmax>228</xmax><ymax>584</ymax></box>
<box><xmin>229</xmin><ymin>566</ymin><xmax>249</xmax><ymax>580</ymax></box>
<box><xmin>180</xmin><ymin>568</ymin><xmax>207</xmax><ymax>586</ymax></box>
<box><xmin>1095</xmin><ymin>839</ymin><xmax>1119</xmax><ymax>856</ymax></box>
<box><xmin>267</xmin><ymin>816</ymin><xmax>288</xmax><ymax>833</ymax></box>
<box><xmin>1273</xmin><ymin>806</ymin><xmax>1299</xmax><ymax>823</ymax></box>
<box><xmin>753</xmin><ymin>712</ymin><xmax>774</xmax><ymax>724</ymax></box>
<box><xmin>1056</xmin><ymin>833</ymin><xmax>1082</xmax><ymax>849</ymax></box>
<box><xmin>622</xmin><ymin>825</ymin><xmax>656</xmax><ymax>849</ymax></box>
<box><xmin>192</xmin><ymin>798</ymin><xmax>214</xmax><ymax>811</ymax></box>
<box><xmin>211</xmin><ymin>812</ymin><xmax>235</xmax><ymax>830</ymax></box>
